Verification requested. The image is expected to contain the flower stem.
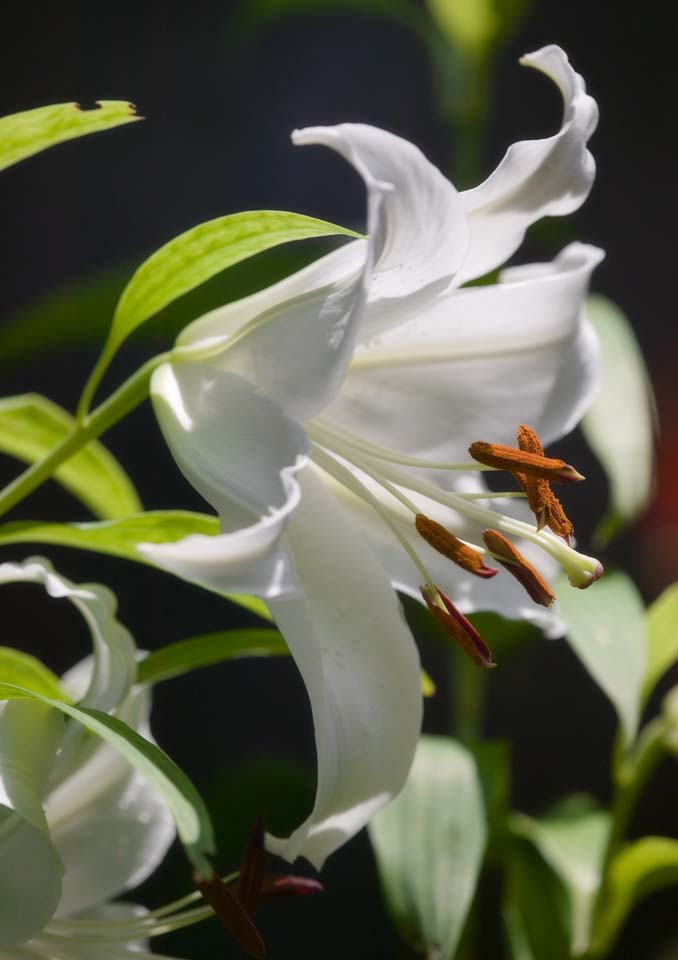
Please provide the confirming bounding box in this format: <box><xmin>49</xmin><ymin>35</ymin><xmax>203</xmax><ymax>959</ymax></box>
<box><xmin>0</xmin><ymin>352</ymin><xmax>169</xmax><ymax>519</ymax></box>
<box><xmin>451</xmin><ymin>645</ymin><xmax>486</xmax><ymax>744</ymax></box>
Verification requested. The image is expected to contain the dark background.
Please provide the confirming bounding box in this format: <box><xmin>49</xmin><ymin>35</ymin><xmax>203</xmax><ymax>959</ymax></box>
<box><xmin>1</xmin><ymin>1</ymin><xmax>677</xmax><ymax>957</ymax></box>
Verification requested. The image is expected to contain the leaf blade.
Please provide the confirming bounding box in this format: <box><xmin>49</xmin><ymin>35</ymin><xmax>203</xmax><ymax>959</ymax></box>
<box><xmin>0</xmin><ymin>393</ymin><xmax>141</xmax><ymax>519</ymax></box>
<box><xmin>643</xmin><ymin>584</ymin><xmax>678</xmax><ymax>702</ymax></box>
<box><xmin>137</xmin><ymin>629</ymin><xmax>288</xmax><ymax>685</ymax></box>
<box><xmin>0</xmin><ymin>101</ymin><xmax>139</xmax><ymax>172</ymax></box>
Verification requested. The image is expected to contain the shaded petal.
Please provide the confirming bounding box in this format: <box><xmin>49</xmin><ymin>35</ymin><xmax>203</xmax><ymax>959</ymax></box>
<box><xmin>46</xmin><ymin>680</ymin><xmax>175</xmax><ymax>917</ymax></box>
<box><xmin>328</xmin><ymin>243</ymin><xmax>603</xmax><ymax>458</ymax></box>
<box><xmin>140</xmin><ymin>362</ymin><xmax>309</xmax><ymax>598</ymax></box>
<box><xmin>293</xmin><ymin>123</ymin><xmax>469</xmax><ymax>298</ymax></box>
<box><xmin>265</xmin><ymin>467</ymin><xmax>422</xmax><ymax>869</ymax></box>
<box><xmin>457</xmin><ymin>45</ymin><xmax>598</xmax><ymax>284</ymax></box>
<box><xmin>0</xmin><ymin>803</ymin><xmax>64</xmax><ymax>948</ymax></box>
<box><xmin>0</xmin><ymin>557</ymin><xmax>136</xmax><ymax>713</ymax></box>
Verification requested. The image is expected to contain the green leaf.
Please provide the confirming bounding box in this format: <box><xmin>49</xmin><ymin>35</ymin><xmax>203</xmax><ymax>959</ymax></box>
<box><xmin>230</xmin><ymin>0</ymin><xmax>424</xmax><ymax>37</ymax></box>
<box><xmin>0</xmin><ymin>394</ymin><xmax>141</xmax><ymax>519</ymax></box>
<box><xmin>0</xmin><ymin>648</ymin><xmax>67</xmax><ymax>701</ymax></box>
<box><xmin>503</xmin><ymin>837</ymin><xmax>571</xmax><ymax>960</ymax></box>
<box><xmin>368</xmin><ymin>736</ymin><xmax>486</xmax><ymax>958</ymax></box>
<box><xmin>557</xmin><ymin>571</ymin><xmax>646</xmax><ymax>745</ymax></box>
<box><xmin>591</xmin><ymin>838</ymin><xmax>678</xmax><ymax>955</ymax></box>
<box><xmin>511</xmin><ymin>805</ymin><xmax>611</xmax><ymax>955</ymax></box>
<box><xmin>0</xmin><ymin>101</ymin><xmax>139</xmax><ymax>172</ymax></box>
<box><xmin>137</xmin><ymin>629</ymin><xmax>287</xmax><ymax>685</ymax></box>
<box><xmin>103</xmin><ymin>211</ymin><xmax>361</xmax><ymax>365</ymax></box>
<box><xmin>0</xmin><ymin>682</ymin><xmax>214</xmax><ymax>872</ymax></box>
<box><xmin>424</xmin><ymin>0</ymin><xmax>533</xmax><ymax>58</ymax></box>
<box><xmin>582</xmin><ymin>294</ymin><xmax>656</xmax><ymax>544</ymax></box>
<box><xmin>644</xmin><ymin>584</ymin><xmax>678</xmax><ymax>702</ymax></box>
<box><xmin>0</xmin><ymin>512</ymin><xmax>272</xmax><ymax>621</ymax></box>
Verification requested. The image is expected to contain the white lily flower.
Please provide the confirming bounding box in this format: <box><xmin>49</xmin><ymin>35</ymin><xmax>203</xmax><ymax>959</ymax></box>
<box><xmin>0</xmin><ymin>557</ymin><xmax>179</xmax><ymax>959</ymax></box>
<box><xmin>139</xmin><ymin>46</ymin><xmax>603</xmax><ymax>868</ymax></box>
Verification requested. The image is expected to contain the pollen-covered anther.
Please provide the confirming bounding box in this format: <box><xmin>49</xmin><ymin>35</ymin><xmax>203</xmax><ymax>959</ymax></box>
<box><xmin>468</xmin><ymin>440</ymin><xmax>584</xmax><ymax>483</ymax></box>
<box><xmin>482</xmin><ymin>529</ymin><xmax>556</xmax><ymax>608</ymax></box>
<box><xmin>194</xmin><ymin>869</ymin><xmax>266</xmax><ymax>959</ymax></box>
<box><xmin>421</xmin><ymin>584</ymin><xmax>496</xmax><ymax>668</ymax></box>
<box><xmin>515</xmin><ymin>425</ymin><xmax>574</xmax><ymax>544</ymax></box>
<box><xmin>415</xmin><ymin>514</ymin><xmax>498</xmax><ymax>578</ymax></box>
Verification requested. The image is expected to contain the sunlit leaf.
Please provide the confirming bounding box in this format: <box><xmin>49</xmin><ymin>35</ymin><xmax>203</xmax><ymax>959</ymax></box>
<box><xmin>0</xmin><ymin>101</ymin><xmax>139</xmax><ymax>172</ymax></box>
<box><xmin>0</xmin><ymin>681</ymin><xmax>214</xmax><ymax>872</ymax></box>
<box><xmin>369</xmin><ymin>736</ymin><xmax>486</xmax><ymax>958</ymax></box>
<box><xmin>102</xmin><ymin>211</ymin><xmax>361</xmax><ymax>367</ymax></box>
<box><xmin>643</xmin><ymin>584</ymin><xmax>678</xmax><ymax>702</ymax></box>
<box><xmin>0</xmin><ymin>648</ymin><xmax>67</xmax><ymax>701</ymax></box>
<box><xmin>137</xmin><ymin>629</ymin><xmax>287</xmax><ymax>685</ymax></box>
<box><xmin>0</xmin><ymin>394</ymin><xmax>141</xmax><ymax>519</ymax></box>
<box><xmin>591</xmin><ymin>838</ymin><xmax>678</xmax><ymax>955</ymax></box>
<box><xmin>0</xmin><ymin>512</ymin><xmax>270</xmax><ymax>620</ymax></box>
<box><xmin>511</xmin><ymin>803</ymin><xmax>611</xmax><ymax>955</ymax></box>
<box><xmin>582</xmin><ymin>294</ymin><xmax>656</xmax><ymax>544</ymax></box>
<box><xmin>557</xmin><ymin>571</ymin><xmax>646</xmax><ymax>745</ymax></box>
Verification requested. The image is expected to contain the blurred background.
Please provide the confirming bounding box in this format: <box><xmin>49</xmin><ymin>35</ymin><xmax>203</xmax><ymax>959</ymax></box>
<box><xmin>0</xmin><ymin>1</ymin><xmax>676</xmax><ymax>956</ymax></box>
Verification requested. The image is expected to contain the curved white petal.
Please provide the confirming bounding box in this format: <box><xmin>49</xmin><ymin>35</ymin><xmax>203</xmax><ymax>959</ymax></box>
<box><xmin>0</xmin><ymin>803</ymin><xmax>64</xmax><ymax>949</ymax></box>
<box><xmin>140</xmin><ymin>361</ymin><xmax>309</xmax><ymax>597</ymax></box>
<box><xmin>293</xmin><ymin>123</ymin><xmax>469</xmax><ymax>298</ymax></box>
<box><xmin>265</xmin><ymin>467</ymin><xmax>422</xmax><ymax>869</ymax></box>
<box><xmin>45</xmin><ymin>681</ymin><xmax>175</xmax><ymax>917</ymax></box>
<box><xmin>0</xmin><ymin>558</ymin><xmax>136</xmax><ymax>714</ymax></box>
<box><xmin>457</xmin><ymin>45</ymin><xmax>598</xmax><ymax>284</ymax></box>
<box><xmin>327</xmin><ymin>243</ymin><xmax>604</xmax><ymax>458</ymax></box>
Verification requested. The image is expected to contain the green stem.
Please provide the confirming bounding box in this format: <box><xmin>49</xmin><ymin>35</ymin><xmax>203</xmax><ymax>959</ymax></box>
<box><xmin>452</xmin><ymin>646</ymin><xmax>486</xmax><ymax>744</ymax></box>
<box><xmin>76</xmin><ymin>343</ymin><xmax>115</xmax><ymax>421</ymax></box>
<box><xmin>0</xmin><ymin>352</ymin><xmax>169</xmax><ymax>520</ymax></box>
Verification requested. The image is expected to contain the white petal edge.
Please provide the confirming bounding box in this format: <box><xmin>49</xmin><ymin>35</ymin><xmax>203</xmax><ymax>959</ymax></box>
<box><xmin>266</xmin><ymin>466</ymin><xmax>423</xmax><ymax>868</ymax></box>
<box><xmin>457</xmin><ymin>45</ymin><xmax>598</xmax><ymax>284</ymax></box>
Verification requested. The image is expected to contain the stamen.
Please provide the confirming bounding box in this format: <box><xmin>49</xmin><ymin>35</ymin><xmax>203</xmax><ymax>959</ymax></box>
<box><xmin>194</xmin><ymin>870</ymin><xmax>266</xmax><ymax>959</ymax></box>
<box><xmin>469</xmin><ymin>440</ymin><xmax>584</xmax><ymax>483</ymax></box>
<box><xmin>482</xmin><ymin>529</ymin><xmax>555</xmax><ymax>608</ymax></box>
<box><xmin>515</xmin><ymin>425</ymin><xmax>574</xmax><ymax>544</ymax></box>
<box><xmin>415</xmin><ymin>514</ymin><xmax>498</xmax><ymax>578</ymax></box>
<box><xmin>421</xmin><ymin>585</ymin><xmax>496</xmax><ymax>668</ymax></box>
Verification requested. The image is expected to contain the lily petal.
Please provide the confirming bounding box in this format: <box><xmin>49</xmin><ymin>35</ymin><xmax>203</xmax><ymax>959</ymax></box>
<box><xmin>139</xmin><ymin>362</ymin><xmax>309</xmax><ymax>597</ymax></box>
<box><xmin>457</xmin><ymin>45</ymin><xmax>598</xmax><ymax>285</ymax></box>
<box><xmin>327</xmin><ymin>243</ymin><xmax>604</xmax><ymax>458</ymax></box>
<box><xmin>46</xmin><ymin>670</ymin><xmax>175</xmax><ymax>917</ymax></box>
<box><xmin>0</xmin><ymin>557</ymin><xmax>136</xmax><ymax>714</ymax></box>
<box><xmin>293</xmin><ymin>123</ymin><xmax>469</xmax><ymax>298</ymax></box>
<box><xmin>0</xmin><ymin>803</ymin><xmax>64</xmax><ymax>949</ymax></box>
<box><xmin>265</xmin><ymin>467</ymin><xmax>422</xmax><ymax>869</ymax></box>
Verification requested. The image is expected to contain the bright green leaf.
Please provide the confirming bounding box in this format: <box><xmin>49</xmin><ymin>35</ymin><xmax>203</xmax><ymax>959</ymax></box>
<box><xmin>0</xmin><ymin>101</ymin><xmax>139</xmax><ymax>172</ymax></box>
<box><xmin>137</xmin><ymin>629</ymin><xmax>287</xmax><ymax>685</ymax></box>
<box><xmin>557</xmin><ymin>571</ymin><xmax>646</xmax><ymax>745</ymax></box>
<box><xmin>104</xmin><ymin>211</ymin><xmax>361</xmax><ymax>364</ymax></box>
<box><xmin>591</xmin><ymin>837</ymin><xmax>678</xmax><ymax>955</ymax></box>
<box><xmin>511</xmin><ymin>805</ymin><xmax>611</xmax><ymax>955</ymax></box>
<box><xmin>0</xmin><ymin>682</ymin><xmax>214</xmax><ymax>872</ymax></box>
<box><xmin>0</xmin><ymin>512</ymin><xmax>271</xmax><ymax>620</ymax></box>
<box><xmin>0</xmin><ymin>648</ymin><xmax>67</xmax><ymax>701</ymax></box>
<box><xmin>644</xmin><ymin>584</ymin><xmax>678</xmax><ymax>702</ymax></box>
<box><xmin>582</xmin><ymin>294</ymin><xmax>656</xmax><ymax>544</ymax></box>
<box><xmin>424</xmin><ymin>0</ymin><xmax>532</xmax><ymax>58</ymax></box>
<box><xmin>369</xmin><ymin>736</ymin><xmax>486</xmax><ymax>958</ymax></box>
<box><xmin>0</xmin><ymin>394</ymin><xmax>141</xmax><ymax>519</ymax></box>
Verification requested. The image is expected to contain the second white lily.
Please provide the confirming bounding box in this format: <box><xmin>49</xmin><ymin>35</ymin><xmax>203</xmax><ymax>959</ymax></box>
<box><xmin>139</xmin><ymin>46</ymin><xmax>604</xmax><ymax>869</ymax></box>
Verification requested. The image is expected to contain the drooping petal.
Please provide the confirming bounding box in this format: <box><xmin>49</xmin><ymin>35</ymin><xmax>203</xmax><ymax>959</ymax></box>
<box><xmin>45</xmin><ymin>672</ymin><xmax>175</xmax><ymax>917</ymax></box>
<box><xmin>0</xmin><ymin>803</ymin><xmax>64</xmax><ymax>949</ymax></box>
<box><xmin>327</xmin><ymin>243</ymin><xmax>604</xmax><ymax>458</ymax></box>
<box><xmin>457</xmin><ymin>45</ymin><xmax>598</xmax><ymax>284</ymax></box>
<box><xmin>0</xmin><ymin>557</ymin><xmax>136</xmax><ymax>713</ymax></box>
<box><xmin>139</xmin><ymin>361</ymin><xmax>308</xmax><ymax>597</ymax></box>
<box><xmin>293</xmin><ymin>123</ymin><xmax>469</xmax><ymax>298</ymax></box>
<box><xmin>265</xmin><ymin>467</ymin><xmax>422</xmax><ymax>869</ymax></box>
